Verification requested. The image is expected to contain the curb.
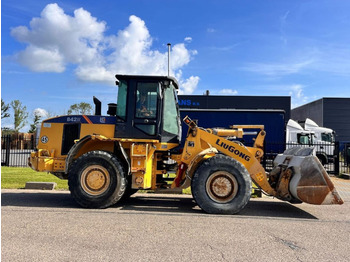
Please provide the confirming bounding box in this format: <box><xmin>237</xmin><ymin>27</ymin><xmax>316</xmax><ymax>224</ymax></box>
<box><xmin>339</xmin><ymin>173</ymin><xmax>350</xmax><ymax>180</ymax></box>
<box><xmin>25</xmin><ymin>182</ymin><xmax>57</xmax><ymax>190</ymax></box>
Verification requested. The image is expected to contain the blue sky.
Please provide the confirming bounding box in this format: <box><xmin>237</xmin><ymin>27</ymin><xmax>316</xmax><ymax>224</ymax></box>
<box><xmin>2</xmin><ymin>0</ymin><xmax>350</xmax><ymax>131</ymax></box>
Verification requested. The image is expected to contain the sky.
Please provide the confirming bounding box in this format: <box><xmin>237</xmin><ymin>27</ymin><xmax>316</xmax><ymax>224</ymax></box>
<box><xmin>2</xmin><ymin>0</ymin><xmax>350</xmax><ymax>131</ymax></box>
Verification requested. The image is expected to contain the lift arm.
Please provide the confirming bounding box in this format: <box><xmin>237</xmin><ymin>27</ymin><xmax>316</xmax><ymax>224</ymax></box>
<box><xmin>174</xmin><ymin>116</ymin><xmax>277</xmax><ymax>196</ymax></box>
<box><xmin>174</xmin><ymin>116</ymin><xmax>343</xmax><ymax>205</ymax></box>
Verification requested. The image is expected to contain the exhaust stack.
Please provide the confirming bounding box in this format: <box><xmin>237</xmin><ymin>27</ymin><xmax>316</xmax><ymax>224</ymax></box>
<box><xmin>167</xmin><ymin>43</ymin><xmax>171</xmax><ymax>76</ymax></box>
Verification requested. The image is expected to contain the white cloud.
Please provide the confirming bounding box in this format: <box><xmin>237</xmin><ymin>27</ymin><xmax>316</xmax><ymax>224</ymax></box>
<box><xmin>11</xmin><ymin>4</ymin><xmax>106</xmax><ymax>73</ymax></box>
<box><xmin>288</xmin><ymin>84</ymin><xmax>309</xmax><ymax>108</ymax></box>
<box><xmin>11</xmin><ymin>4</ymin><xmax>199</xmax><ymax>94</ymax></box>
<box><xmin>207</xmin><ymin>28</ymin><xmax>216</xmax><ymax>33</ymax></box>
<box><xmin>241</xmin><ymin>60</ymin><xmax>313</xmax><ymax>77</ymax></box>
<box><xmin>176</xmin><ymin>70</ymin><xmax>200</xmax><ymax>95</ymax></box>
<box><xmin>15</xmin><ymin>46</ymin><xmax>65</xmax><ymax>72</ymax></box>
<box><xmin>210</xmin><ymin>44</ymin><xmax>239</xmax><ymax>52</ymax></box>
<box><xmin>184</xmin><ymin>37</ymin><xmax>192</xmax><ymax>43</ymax></box>
<box><xmin>241</xmin><ymin>46</ymin><xmax>350</xmax><ymax>77</ymax></box>
<box><xmin>219</xmin><ymin>89</ymin><xmax>238</xmax><ymax>95</ymax></box>
<box><xmin>279</xmin><ymin>11</ymin><xmax>290</xmax><ymax>45</ymax></box>
<box><xmin>33</xmin><ymin>108</ymin><xmax>49</xmax><ymax>118</ymax></box>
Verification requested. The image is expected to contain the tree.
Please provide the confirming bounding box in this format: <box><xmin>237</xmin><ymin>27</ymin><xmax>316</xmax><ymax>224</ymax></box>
<box><xmin>1</xmin><ymin>99</ymin><xmax>10</xmax><ymax>119</ymax></box>
<box><xmin>28</xmin><ymin>111</ymin><xmax>42</xmax><ymax>133</ymax></box>
<box><xmin>11</xmin><ymin>100</ymin><xmax>28</xmax><ymax>132</ymax></box>
<box><xmin>67</xmin><ymin>102</ymin><xmax>92</xmax><ymax>115</ymax></box>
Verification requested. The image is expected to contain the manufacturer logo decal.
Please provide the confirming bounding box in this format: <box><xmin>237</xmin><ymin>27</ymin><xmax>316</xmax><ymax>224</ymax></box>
<box><xmin>100</xmin><ymin>117</ymin><xmax>106</xmax><ymax>123</ymax></box>
<box><xmin>41</xmin><ymin>136</ymin><xmax>49</xmax><ymax>144</ymax></box>
<box><xmin>215</xmin><ymin>138</ymin><xmax>251</xmax><ymax>161</ymax></box>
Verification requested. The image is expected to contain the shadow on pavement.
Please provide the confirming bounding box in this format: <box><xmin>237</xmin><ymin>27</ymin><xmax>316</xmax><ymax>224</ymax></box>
<box><xmin>120</xmin><ymin>195</ymin><xmax>318</xmax><ymax>219</ymax></box>
<box><xmin>1</xmin><ymin>191</ymin><xmax>79</xmax><ymax>208</ymax></box>
<box><xmin>1</xmin><ymin>190</ymin><xmax>318</xmax><ymax>219</ymax></box>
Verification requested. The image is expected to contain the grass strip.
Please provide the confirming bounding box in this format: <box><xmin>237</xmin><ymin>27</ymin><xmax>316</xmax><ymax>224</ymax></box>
<box><xmin>1</xmin><ymin>167</ymin><xmax>68</xmax><ymax>190</ymax></box>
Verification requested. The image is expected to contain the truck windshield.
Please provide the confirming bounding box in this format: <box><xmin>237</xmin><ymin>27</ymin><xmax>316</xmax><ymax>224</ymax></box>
<box><xmin>117</xmin><ymin>80</ymin><xmax>128</xmax><ymax>120</ymax></box>
<box><xmin>321</xmin><ymin>133</ymin><xmax>333</xmax><ymax>143</ymax></box>
<box><xmin>163</xmin><ymin>83</ymin><xmax>179</xmax><ymax>136</ymax></box>
<box><xmin>298</xmin><ymin>134</ymin><xmax>311</xmax><ymax>145</ymax></box>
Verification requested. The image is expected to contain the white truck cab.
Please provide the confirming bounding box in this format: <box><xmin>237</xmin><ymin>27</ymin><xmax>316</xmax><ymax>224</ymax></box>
<box><xmin>286</xmin><ymin>119</ymin><xmax>314</xmax><ymax>146</ymax></box>
<box><xmin>286</xmin><ymin>119</ymin><xmax>335</xmax><ymax>165</ymax></box>
<box><xmin>304</xmin><ymin>118</ymin><xmax>335</xmax><ymax>143</ymax></box>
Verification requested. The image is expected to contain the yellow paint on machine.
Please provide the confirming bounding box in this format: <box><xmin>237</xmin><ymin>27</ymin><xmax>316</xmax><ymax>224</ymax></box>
<box><xmin>38</xmin><ymin>122</ymin><xmax>115</xmax><ymax>158</ymax></box>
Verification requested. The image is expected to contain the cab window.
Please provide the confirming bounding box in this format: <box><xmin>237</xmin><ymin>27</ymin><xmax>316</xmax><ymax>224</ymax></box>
<box><xmin>116</xmin><ymin>80</ymin><xmax>128</xmax><ymax>120</ymax></box>
<box><xmin>135</xmin><ymin>82</ymin><xmax>158</xmax><ymax>119</ymax></box>
<box><xmin>321</xmin><ymin>133</ymin><xmax>333</xmax><ymax>143</ymax></box>
<box><xmin>163</xmin><ymin>84</ymin><xmax>179</xmax><ymax>135</ymax></box>
<box><xmin>298</xmin><ymin>134</ymin><xmax>310</xmax><ymax>145</ymax></box>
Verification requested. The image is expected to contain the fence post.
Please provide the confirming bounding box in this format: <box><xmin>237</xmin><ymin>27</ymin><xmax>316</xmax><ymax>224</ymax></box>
<box><xmin>5</xmin><ymin>135</ymin><xmax>11</xmax><ymax>166</ymax></box>
<box><xmin>334</xmin><ymin>141</ymin><xmax>340</xmax><ymax>176</ymax></box>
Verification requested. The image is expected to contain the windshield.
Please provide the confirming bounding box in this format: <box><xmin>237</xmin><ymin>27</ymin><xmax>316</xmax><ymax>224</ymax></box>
<box><xmin>116</xmin><ymin>80</ymin><xmax>128</xmax><ymax>120</ymax></box>
<box><xmin>298</xmin><ymin>134</ymin><xmax>311</xmax><ymax>145</ymax></box>
<box><xmin>163</xmin><ymin>83</ymin><xmax>180</xmax><ymax>136</ymax></box>
<box><xmin>321</xmin><ymin>133</ymin><xmax>334</xmax><ymax>143</ymax></box>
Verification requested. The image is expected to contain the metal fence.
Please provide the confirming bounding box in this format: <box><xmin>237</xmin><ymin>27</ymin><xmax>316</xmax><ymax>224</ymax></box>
<box><xmin>1</xmin><ymin>134</ymin><xmax>350</xmax><ymax>176</ymax></box>
<box><xmin>340</xmin><ymin>142</ymin><xmax>350</xmax><ymax>176</ymax></box>
<box><xmin>1</xmin><ymin>134</ymin><xmax>36</xmax><ymax>167</ymax></box>
<box><xmin>262</xmin><ymin>141</ymin><xmax>350</xmax><ymax>175</ymax></box>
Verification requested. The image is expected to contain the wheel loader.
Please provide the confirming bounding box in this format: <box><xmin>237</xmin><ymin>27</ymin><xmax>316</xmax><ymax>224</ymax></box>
<box><xmin>29</xmin><ymin>74</ymin><xmax>344</xmax><ymax>214</ymax></box>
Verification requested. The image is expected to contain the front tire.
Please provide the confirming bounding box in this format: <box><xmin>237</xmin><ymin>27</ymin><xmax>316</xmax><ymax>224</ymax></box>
<box><xmin>68</xmin><ymin>151</ymin><xmax>126</xmax><ymax>208</ymax></box>
<box><xmin>120</xmin><ymin>175</ymin><xmax>138</xmax><ymax>202</ymax></box>
<box><xmin>191</xmin><ymin>155</ymin><xmax>252</xmax><ymax>214</ymax></box>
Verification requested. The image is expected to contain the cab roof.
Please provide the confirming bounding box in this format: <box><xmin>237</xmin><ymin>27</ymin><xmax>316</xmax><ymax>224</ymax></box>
<box><xmin>115</xmin><ymin>74</ymin><xmax>179</xmax><ymax>89</ymax></box>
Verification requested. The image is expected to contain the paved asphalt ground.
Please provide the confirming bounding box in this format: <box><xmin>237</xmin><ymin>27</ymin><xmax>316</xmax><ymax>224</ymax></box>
<box><xmin>2</xmin><ymin>178</ymin><xmax>350</xmax><ymax>262</ymax></box>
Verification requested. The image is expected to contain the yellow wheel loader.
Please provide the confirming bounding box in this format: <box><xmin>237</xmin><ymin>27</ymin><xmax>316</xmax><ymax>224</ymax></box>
<box><xmin>29</xmin><ymin>75</ymin><xmax>344</xmax><ymax>214</ymax></box>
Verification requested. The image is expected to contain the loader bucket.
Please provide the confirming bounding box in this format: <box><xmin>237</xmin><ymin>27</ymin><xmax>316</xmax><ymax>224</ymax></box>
<box><xmin>272</xmin><ymin>147</ymin><xmax>344</xmax><ymax>205</ymax></box>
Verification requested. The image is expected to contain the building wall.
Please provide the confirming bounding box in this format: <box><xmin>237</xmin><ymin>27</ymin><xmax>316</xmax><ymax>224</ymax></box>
<box><xmin>291</xmin><ymin>99</ymin><xmax>323</xmax><ymax>125</ymax></box>
<box><xmin>291</xmin><ymin>98</ymin><xmax>350</xmax><ymax>142</ymax></box>
<box><xmin>323</xmin><ymin>98</ymin><xmax>350</xmax><ymax>142</ymax></box>
<box><xmin>178</xmin><ymin>95</ymin><xmax>291</xmax><ymax>120</ymax></box>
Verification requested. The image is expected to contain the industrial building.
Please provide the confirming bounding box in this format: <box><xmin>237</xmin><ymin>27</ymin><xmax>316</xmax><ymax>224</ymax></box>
<box><xmin>178</xmin><ymin>95</ymin><xmax>291</xmax><ymax>153</ymax></box>
<box><xmin>291</xmin><ymin>98</ymin><xmax>350</xmax><ymax>142</ymax></box>
<box><xmin>178</xmin><ymin>95</ymin><xmax>350</xmax><ymax>143</ymax></box>
<box><xmin>178</xmin><ymin>95</ymin><xmax>291</xmax><ymax>119</ymax></box>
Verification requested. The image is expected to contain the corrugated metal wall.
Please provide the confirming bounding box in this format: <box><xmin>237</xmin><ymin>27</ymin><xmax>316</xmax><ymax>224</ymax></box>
<box><xmin>324</xmin><ymin>98</ymin><xmax>350</xmax><ymax>142</ymax></box>
<box><xmin>291</xmin><ymin>99</ymin><xmax>323</xmax><ymax>125</ymax></box>
<box><xmin>178</xmin><ymin>95</ymin><xmax>291</xmax><ymax>120</ymax></box>
<box><xmin>291</xmin><ymin>98</ymin><xmax>350</xmax><ymax>142</ymax></box>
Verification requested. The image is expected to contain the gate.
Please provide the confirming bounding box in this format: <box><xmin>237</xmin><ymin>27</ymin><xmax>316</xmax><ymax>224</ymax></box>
<box><xmin>339</xmin><ymin>143</ymin><xmax>350</xmax><ymax>175</ymax></box>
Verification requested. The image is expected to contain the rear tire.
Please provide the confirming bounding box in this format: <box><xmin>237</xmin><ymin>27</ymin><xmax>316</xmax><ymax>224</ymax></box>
<box><xmin>191</xmin><ymin>155</ymin><xmax>251</xmax><ymax>214</ymax></box>
<box><xmin>68</xmin><ymin>151</ymin><xmax>126</xmax><ymax>208</ymax></box>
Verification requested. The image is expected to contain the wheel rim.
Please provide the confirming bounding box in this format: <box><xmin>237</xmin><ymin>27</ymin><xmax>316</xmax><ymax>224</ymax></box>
<box><xmin>206</xmin><ymin>171</ymin><xmax>238</xmax><ymax>203</ymax></box>
<box><xmin>81</xmin><ymin>165</ymin><xmax>111</xmax><ymax>196</ymax></box>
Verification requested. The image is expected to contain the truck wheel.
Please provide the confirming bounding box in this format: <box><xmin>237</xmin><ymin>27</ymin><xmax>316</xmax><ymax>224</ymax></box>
<box><xmin>191</xmin><ymin>155</ymin><xmax>252</xmax><ymax>214</ymax></box>
<box><xmin>68</xmin><ymin>151</ymin><xmax>126</xmax><ymax>208</ymax></box>
<box><xmin>316</xmin><ymin>154</ymin><xmax>327</xmax><ymax>166</ymax></box>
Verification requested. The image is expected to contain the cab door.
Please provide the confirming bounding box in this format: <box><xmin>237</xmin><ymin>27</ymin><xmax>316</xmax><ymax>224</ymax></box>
<box><xmin>132</xmin><ymin>81</ymin><xmax>160</xmax><ymax>137</ymax></box>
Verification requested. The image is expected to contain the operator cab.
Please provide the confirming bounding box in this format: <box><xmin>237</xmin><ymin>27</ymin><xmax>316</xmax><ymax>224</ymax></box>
<box><xmin>114</xmin><ymin>75</ymin><xmax>181</xmax><ymax>144</ymax></box>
